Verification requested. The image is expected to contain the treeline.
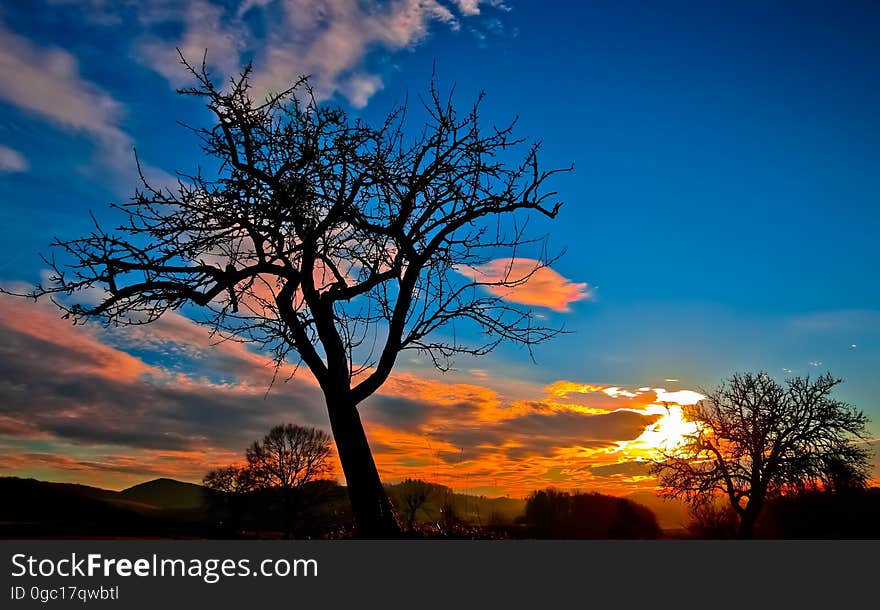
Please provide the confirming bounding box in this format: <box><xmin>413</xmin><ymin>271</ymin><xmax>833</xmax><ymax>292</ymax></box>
<box><xmin>4</xmin><ymin>473</ymin><xmax>877</xmax><ymax>539</ymax></box>
<box><xmin>524</xmin><ymin>489</ymin><xmax>660</xmax><ymax>539</ymax></box>
<box><xmin>202</xmin><ymin>475</ymin><xmax>880</xmax><ymax>539</ymax></box>
<box><xmin>687</xmin><ymin>487</ymin><xmax>880</xmax><ymax>539</ymax></box>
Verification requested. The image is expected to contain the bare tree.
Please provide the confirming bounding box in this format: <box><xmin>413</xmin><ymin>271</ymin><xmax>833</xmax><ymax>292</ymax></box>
<box><xmin>685</xmin><ymin>497</ymin><xmax>738</xmax><ymax>539</ymax></box>
<box><xmin>204</xmin><ymin>464</ymin><xmax>255</xmax><ymax>495</ymax></box>
<box><xmin>203</xmin><ymin>464</ymin><xmax>255</xmax><ymax>537</ymax></box>
<box><xmin>246</xmin><ymin>423</ymin><xmax>333</xmax><ymax>491</ymax></box>
<box><xmin>397</xmin><ymin>478</ymin><xmax>434</xmax><ymax>531</ymax></box>
<box><xmin>246</xmin><ymin>423</ymin><xmax>332</xmax><ymax>538</ymax></box>
<box><xmin>12</xmin><ymin>55</ymin><xmax>570</xmax><ymax>535</ymax></box>
<box><xmin>650</xmin><ymin>372</ymin><xmax>872</xmax><ymax>538</ymax></box>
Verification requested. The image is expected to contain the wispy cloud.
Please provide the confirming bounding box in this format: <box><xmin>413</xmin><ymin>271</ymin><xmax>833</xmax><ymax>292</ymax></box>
<box><xmin>0</xmin><ymin>145</ymin><xmax>28</xmax><ymax>173</ymax></box>
<box><xmin>0</xmin><ymin>17</ymin><xmax>134</xmax><ymax>171</ymax></box>
<box><xmin>135</xmin><ymin>0</ymin><xmax>246</xmax><ymax>87</ymax></box>
<box><xmin>130</xmin><ymin>0</ymin><xmax>494</xmax><ymax>107</ymax></box>
<box><xmin>0</xmin><ymin>15</ymin><xmax>179</xmax><ymax>188</ymax></box>
<box><xmin>1</xmin><ymin>0</ymin><xmax>501</xmax><ymax>186</ymax></box>
<box><xmin>789</xmin><ymin>309</ymin><xmax>880</xmax><ymax>333</ymax></box>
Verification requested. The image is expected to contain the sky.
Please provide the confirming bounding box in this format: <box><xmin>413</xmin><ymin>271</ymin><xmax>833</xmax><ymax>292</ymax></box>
<box><xmin>0</xmin><ymin>0</ymin><xmax>878</xmax><ymax>496</ymax></box>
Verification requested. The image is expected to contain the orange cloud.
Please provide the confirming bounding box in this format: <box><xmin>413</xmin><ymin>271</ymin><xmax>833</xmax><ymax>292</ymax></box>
<box><xmin>0</xmin><ymin>294</ymin><xmax>156</xmax><ymax>382</ymax></box>
<box><xmin>462</xmin><ymin>258</ymin><xmax>590</xmax><ymax>312</ymax></box>
<box><xmin>361</xmin><ymin>372</ymin><xmax>709</xmax><ymax>496</ymax></box>
<box><xmin>0</xmin><ymin>293</ymin><xmax>735</xmax><ymax>498</ymax></box>
<box><xmin>0</xmin><ymin>446</ymin><xmax>246</xmax><ymax>491</ymax></box>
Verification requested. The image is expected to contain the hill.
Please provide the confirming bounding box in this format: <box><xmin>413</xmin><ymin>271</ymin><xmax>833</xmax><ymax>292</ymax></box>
<box><xmin>119</xmin><ymin>478</ymin><xmax>207</xmax><ymax>511</ymax></box>
<box><xmin>0</xmin><ymin>475</ymin><xmax>680</xmax><ymax>539</ymax></box>
<box><xmin>0</xmin><ymin>477</ymin><xmax>197</xmax><ymax>537</ymax></box>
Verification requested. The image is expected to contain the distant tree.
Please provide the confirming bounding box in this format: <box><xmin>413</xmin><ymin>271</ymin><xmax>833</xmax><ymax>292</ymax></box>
<box><xmin>524</xmin><ymin>488</ymin><xmax>660</xmax><ymax>539</ymax></box>
<box><xmin>821</xmin><ymin>454</ymin><xmax>870</xmax><ymax>494</ymax></box>
<box><xmin>203</xmin><ymin>465</ymin><xmax>255</xmax><ymax>495</ymax></box>
<box><xmin>651</xmin><ymin>372</ymin><xmax>872</xmax><ymax>538</ymax></box>
<box><xmin>685</xmin><ymin>498</ymin><xmax>738</xmax><ymax>539</ymax></box>
<box><xmin>246</xmin><ymin>423</ymin><xmax>333</xmax><ymax>538</ymax></box>
<box><xmin>203</xmin><ymin>465</ymin><xmax>255</xmax><ymax>537</ymax></box>
<box><xmin>758</xmin><ymin>486</ymin><xmax>880</xmax><ymax>539</ymax></box>
<box><xmin>524</xmin><ymin>488</ymin><xmax>569</xmax><ymax>538</ymax></box>
<box><xmin>397</xmin><ymin>478</ymin><xmax>434</xmax><ymax>531</ymax></box>
<box><xmin>438</xmin><ymin>496</ymin><xmax>463</xmax><ymax>534</ymax></box>
<box><xmin>12</xmin><ymin>56</ymin><xmax>571</xmax><ymax>536</ymax></box>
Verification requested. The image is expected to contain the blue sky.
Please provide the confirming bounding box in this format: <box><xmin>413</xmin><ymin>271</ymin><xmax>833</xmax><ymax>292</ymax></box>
<box><xmin>0</xmin><ymin>0</ymin><xmax>877</xmax><ymax>490</ymax></box>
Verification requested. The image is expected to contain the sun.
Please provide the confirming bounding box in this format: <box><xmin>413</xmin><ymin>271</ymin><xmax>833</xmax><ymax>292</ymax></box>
<box><xmin>627</xmin><ymin>390</ymin><xmax>705</xmax><ymax>455</ymax></box>
<box><xmin>638</xmin><ymin>404</ymin><xmax>700</xmax><ymax>451</ymax></box>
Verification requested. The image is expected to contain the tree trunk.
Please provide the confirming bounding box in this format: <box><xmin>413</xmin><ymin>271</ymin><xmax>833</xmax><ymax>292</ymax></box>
<box><xmin>737</xmin><ymin>501</ymin><xmax>763</xmax><ymax>539</ymax></box>
<box><xmin>327</xmin><ymin>397</ymin><xmax>399</xmax><ymax>537</ymax></box>
<box><xmin>281</xmin><ymin>489</ymin><xmax>293</xmax><ymax>539</ymax></box>
<box><xmin>252</xmin><ymin>492</ymin><xmax>262</xmax><ymax>539</ymax></box>
<box><xmin>230</xmin><ymin>496</ymin><xmax>244</xmax><ymax>539</ymax></box>
<box><xmin>737</xmin><ymin>514</ymin><xmax>755</xmax><ymax>539</ymax></box>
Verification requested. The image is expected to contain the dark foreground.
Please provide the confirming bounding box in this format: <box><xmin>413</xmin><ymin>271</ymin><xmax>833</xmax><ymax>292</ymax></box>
<box><xmin>1</xmin><ymin>476</ymin><xmax>878</xmax><ymax>539</ymax></box>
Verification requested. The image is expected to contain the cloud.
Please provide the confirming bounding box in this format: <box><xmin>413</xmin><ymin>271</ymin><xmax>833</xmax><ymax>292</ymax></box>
<box><xmin>589</xmin><ymin>460</ymin><xmax>652</xmax><ymax>478</ymax></box>
<box><xmin>0</xmin><ymin>445</ymin><xmax>244</xmax><ymax>489</ymax></box>
<box><xmin>341</xmin><ymin>73</ymin><xmax>384</xmax><ymax>109</ymax></box>
<box><xmin>0</xmin><ymin>294</ymin><xmax>328</xmax><ymax>452</ymax></box>
<box><xmin>0</xmin><ymin>145</ymin><xmax>28</xmax><ymax>173</ymax></box>
<box><xmin>0</xmin><ymin>20</ymin><xmax>124</xmax><ymax>135</ymax></box>
<box><xmin>788</xmin><ymin>310</ymin><xmax>880</xmax><ymax>333</ymax></box>
<box><xmin>452</xmin><ymin>0</ymin><xmax>482</xmax><ymax>17</ymax></box>
<box><xmin>130</xmin><ymin>0</ymin><xmax>494</xmax><ymax>107</ymax></box>
<box><xmin>436</xmin><ymin>409</ymin><xmax>662</xmax><ymax>460</ymax></box>
<box><xmin>247</xmin><ymin>0</ymin><xmax>461</xmax><ymax>106</ymax></box>
<box><xmin>2</xmin><ymin>0</ymin><xmax>503</xmax><ymax>184</ymax></box>
<box><xmin>135</xmin><ymin>0</ymin><xmax>245</xmax><ymax>87</ymax></box>
<box><xmin>0</xmin><ymin>15</ymin><xmax>176</xmax><ymax>188</ymax></box>
<box><xmin>4</xmin><ymin>0</ymin><xmax>492</xmax><ymax>183</ymax></box>
<box><xmin>464</xmin><ymin>258</ymin><xmax>590</xmax><ymax>312</ymax></box>
<box><xmin>0</xmin><ymin>18</ymin><xmax>133</xmax><ymax>169</ymax></box>
<box><xmin>362</xmin><ymin>375</ymin><xmax>691</xmax><ymax>495</ymax></box>
<box><xmin>0</xmin><ymin>292</ymin><xmax>714</xmax><ymax>495</ymax></box>
<box><xmin>653</xmin><ymin>388</ymin><xmax>704</xmax><ymax>405</ymax></box>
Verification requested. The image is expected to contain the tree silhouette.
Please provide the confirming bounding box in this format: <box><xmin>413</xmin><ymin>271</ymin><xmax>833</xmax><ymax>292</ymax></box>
<box><xmin>204</xmin><ymin>465</ymin><xmax>255</xmax><ymax>495</ymax></box>
<box><xmin>11</xmin><ymin>55</ymin><xmax>570</xmax><ymax>536</ymax></box>
<box><xmin>203</xmin><ymin>423</ymin><xmax>332</xmax><ymax>538</ymax></box>
<box><xmin>685</xmin><ymin>497</ymin><xmax>738</xmax><ymax>539</ymax></box>
<box><xmin>650</xmin><ymin>372</ymin><xmax>872</xmax><ymax>538</ymax></box>
<box><xmin>203</xmin><ymin>464</ymin><xmax>255</xmax><ymax>537</ymax></box>
<box><xmin>524</xmin><ymin>488</ymin><xmax>660</xmax><ymax>539</ymax></box>
<box><xmin>246</xmin><ymin>423</ymin><xmax>332</xmax><ymax>538</ymax></box>
<box><xmin>397</xmin><ymin>478</ymin><xmax>434</xmax><ymax>531</ymax></box>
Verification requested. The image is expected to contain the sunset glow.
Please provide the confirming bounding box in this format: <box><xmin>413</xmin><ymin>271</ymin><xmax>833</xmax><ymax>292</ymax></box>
<box><xmin>630</xmin><ymin>403</ymin><xmax>702</xmax><ymax>454</ymax></box>
<box><xmin>0</xmin><ymin>293</ymin><xmax>702</xmax><ymax>496</ymax></box>
<box><xmin>0</xmin><ymin>0</ymin><xmax>878</xmax><ymax>513</ymax></box>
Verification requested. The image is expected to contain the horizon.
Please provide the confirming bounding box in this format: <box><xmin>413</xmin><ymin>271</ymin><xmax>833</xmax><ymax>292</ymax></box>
<box><xmin>0</xmin><ymin>472</ymin><xmax>684</xmax><ymax>505</ymax></box>
<box><xmin>1</xmin><ymin>0</ymin><xmax>878</xmax><ymax>498</ymax></box>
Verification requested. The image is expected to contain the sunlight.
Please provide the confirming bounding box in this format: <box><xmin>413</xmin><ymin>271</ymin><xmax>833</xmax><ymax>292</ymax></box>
<box><xmin>633</xmin><ymin>401</ymin><xmax>703</xmax><ymax>453</ymax></box>
<box><xmin>653</xmin><ymin>389</ymin><xmax>705</xmax><ymax>406</ymax></box>
<box><xmin>633</xmin><ymin>389</ymin><xmax>705</xmax><ymax>453</ymax></box>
